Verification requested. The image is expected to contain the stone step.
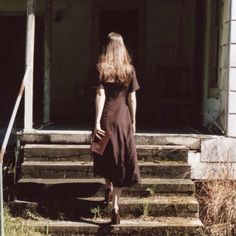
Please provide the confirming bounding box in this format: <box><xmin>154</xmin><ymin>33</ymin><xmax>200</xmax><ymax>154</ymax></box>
<box><xmin>20</xmin><ymin>161</ymin><xmax>191</xmax><ymax>179</ymax></box>
<box><xmin>9</xmin><ymin>196</ymin><xmax>199</xmax><ymax>218</ymax></box>
<box><xmin>21</xmin><ymin>217</ymin><xmax>204</xmax><ymax>236</ymax></box>
<box><xmin>17</xmin><ymin>130</ymin><xmax>213</xmax><ymax>149</ymax></box>
<box><xmin>16</xmin><ymin>178</ymin><xmax>195</xmax><ymax>201</ymax></box>
<box><xmin>22</xmin><ymin>144</ymin><xmax>188</xmax><ymax>162</ymax></box>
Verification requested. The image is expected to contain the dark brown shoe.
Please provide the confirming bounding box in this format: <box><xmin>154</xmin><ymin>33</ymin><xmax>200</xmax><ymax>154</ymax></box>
<box><xmin>104</xmin><ymin>188</ymin><xmax>112</xmax><ymax>205</ymax></box>
<box><xmin>111</xmin><ymin>209</ymin><xmax>120</xmax><ymax>225</ymax></box>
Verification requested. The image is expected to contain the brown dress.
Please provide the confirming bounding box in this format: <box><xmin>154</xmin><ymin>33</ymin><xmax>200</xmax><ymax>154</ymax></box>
<box><xmin>93</xmin><ymin>68</ymin><xmax>141</xmax><ymax>187</ymax></box>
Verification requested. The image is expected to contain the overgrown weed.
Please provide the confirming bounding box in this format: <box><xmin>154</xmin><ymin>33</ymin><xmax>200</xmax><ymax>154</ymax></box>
<box><xmin>4</xmin><ymin>207</ymin><xmax>50</xmax><ymax>236</ymax></box>
<box><xmin>195</xmin><ymin>161</ymin><xmax>236</xmax><ymax>235</ymax></box>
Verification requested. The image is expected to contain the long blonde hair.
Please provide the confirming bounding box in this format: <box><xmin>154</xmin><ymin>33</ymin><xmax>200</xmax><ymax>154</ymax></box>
<box><xmin>97</xmin><ymin>32</ymin><xmax>133</xmax><ymax>85</ymax></box>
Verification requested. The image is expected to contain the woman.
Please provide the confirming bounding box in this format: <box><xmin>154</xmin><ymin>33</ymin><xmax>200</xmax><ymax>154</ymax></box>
<box><xmin>93</xmin><ymin>32</ymin><xmax>141</xmax><ymax>224</ymax></box>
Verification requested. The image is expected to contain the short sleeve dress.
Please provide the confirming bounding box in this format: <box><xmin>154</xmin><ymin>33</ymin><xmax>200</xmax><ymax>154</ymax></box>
<box><xmin>93</xmin><ymin>68</ymin><xmax>141</xmax><ymax>187</ymax></box>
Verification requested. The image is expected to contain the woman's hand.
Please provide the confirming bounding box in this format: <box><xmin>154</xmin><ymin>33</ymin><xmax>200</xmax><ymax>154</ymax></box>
<box><xmin>94</xmin><ymin>123</ymin><xmax>105</xmax><ymax>140</ymax></box>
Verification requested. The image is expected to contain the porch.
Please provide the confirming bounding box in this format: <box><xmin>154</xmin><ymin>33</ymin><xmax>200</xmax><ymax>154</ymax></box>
<box><xmin>1</xmin><ymin>0</ymin><xmax>233</xmax><ymax>135</ymax></box>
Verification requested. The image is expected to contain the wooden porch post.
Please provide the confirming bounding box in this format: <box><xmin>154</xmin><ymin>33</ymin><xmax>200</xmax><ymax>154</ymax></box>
<box><xmin>43</xmin><ymin>0</ymin><xmax>52</xmax><ymax>124</ymax></box>
<box><xmin>24</xmin><ymin>0</ymin><xmax>36</xmax><ymax>130</ymax></box>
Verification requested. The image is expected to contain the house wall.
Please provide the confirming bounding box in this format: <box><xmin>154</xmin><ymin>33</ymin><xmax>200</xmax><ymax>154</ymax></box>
<box><xmin>145</xmin><ymin>0</ymin><xmax>196</xmax><ymax>117</ymax></box>
<box><xmin>51</xmin><ymin>0</ymin><xmax>91</xmax><ymax>121</ymax></box>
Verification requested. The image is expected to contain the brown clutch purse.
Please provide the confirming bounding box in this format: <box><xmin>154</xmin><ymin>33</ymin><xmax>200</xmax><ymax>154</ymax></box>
<box><xmin>90</xmin><ymin>131</ymin><xmax>111</xmax><ymax>155</ymax></box>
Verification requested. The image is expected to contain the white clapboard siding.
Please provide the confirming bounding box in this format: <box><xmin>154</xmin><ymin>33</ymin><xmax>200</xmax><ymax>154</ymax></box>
<box><xmin>228</xmin><ymin>0</ymin><xmax>236</xmax><ymax>136</ymax></box>
<box><xmin>218</xmin><ymin>0</ymin><xmax>230</xmax><ymax>134</ymax></box>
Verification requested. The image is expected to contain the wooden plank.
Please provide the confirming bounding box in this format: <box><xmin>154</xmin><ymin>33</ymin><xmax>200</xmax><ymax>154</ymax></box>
<box><xmin>231</xmin><ymin>21</ymin><xmax>236</xmax><ymax>43</ymax></box>
<box><xmin>229</xmin><ymin>91</ymin><xmax>236</xmax><ymax>113</ymax></box>
<box><xmin>232</xmin><ymin>0</ymin><xmax>236</xmax><ymax>20</ymax></box>
<box><xmin>228</xmin><ymin>0</ymin><xmax>236</xmax><ymax>136</ymax></box>
<box><xmin>228</xmin><ymin>114</ymin><xmax>236</xmax><ymax>136</ymax></box>
<box><xmin>229</xmin><ymin>68</ymin><xmax>236</xmax><ymax>90</ymax></box>
<box><xmin>230</xmin><ymin>44</ymin><xmax>236</xmax><ymax>66</ymax></box>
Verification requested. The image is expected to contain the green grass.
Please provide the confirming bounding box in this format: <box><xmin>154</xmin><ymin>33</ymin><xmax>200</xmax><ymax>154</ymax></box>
<box><xmin>90</xmin><ymin>206</ymin><xmax>102</xmax><ymax>219</ymax></box>
<box><xmin>4</xmin><ymin>207</ymin><xmax>51</xmax><ymax>236</ymax></box>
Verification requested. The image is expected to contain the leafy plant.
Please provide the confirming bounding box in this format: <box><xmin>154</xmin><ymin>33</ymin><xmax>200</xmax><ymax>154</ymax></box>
<box><xmin>144</xmin><ymin>187</ymin><xmax>155</xmax><ymax>197</ymax></box>
<box><xmin>90</xmin><ymin>206</ymin><xmax>102</xmax><ymax>219</ymax></box>
<box><xmin>140</xmin><ymin>202</ymin><xmax>152</xmax><ymax>219</ymax></box>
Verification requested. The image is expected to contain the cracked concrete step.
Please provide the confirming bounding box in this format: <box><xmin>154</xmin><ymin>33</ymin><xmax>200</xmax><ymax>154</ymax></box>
<box><xmin>16</xmin><ymin>178</ymin><xmax>195</xmax><ymax>201</ymax></box>
<box><xmin>9</xmin><ymin>196</ymin><xmax>199</xmax><ymax>218</ymax></box>
<box><xmin>21</xmin><ymin>217</ymin><xmax>204</xmax><ymax>236</ymax></box>
<box><xmin>18</xmin><ymin>131</ymin><xmax>211</xmax><ymax>149</ymax></box>
<box><xmin>20</xmin><ymin>161</ymin><xmax>191</xmax><ymax>179</ymax></box>
<box><xmin>22</xmin><ymin>144</ymin><xmax>188</xmax><ymax>162</ymax></box>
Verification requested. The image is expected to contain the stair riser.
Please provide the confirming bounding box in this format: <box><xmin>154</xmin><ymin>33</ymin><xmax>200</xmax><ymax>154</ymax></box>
<box><xmin>33</xmin><ymin>226</ymin><xmax>205</xmax><ymax>236</ymax></box>
<box><xmin>9</xmin><ymin>201</ymin><xmax>199</xmax><ymax>218</ymax></box>
<box><xmin>21</xmin><ymin>165</ymin><xmax>191</xmax><ymax>179</ymax></box>
<box><xmin>23</xmin><ymin>148</ymin><xmax>188</xmax><ymax>162</ymax></box>
<box><xmin>16</xmin><ymin>182</ymin><xmax>195</xmax><ymax>201</ymax></box>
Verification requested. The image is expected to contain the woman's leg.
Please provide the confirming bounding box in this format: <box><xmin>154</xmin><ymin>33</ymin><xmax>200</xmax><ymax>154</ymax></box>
<box><xmin>105</xmin><ymin>178</ymin><xmax>113</xmax><ymax>190</ymax></box>
<box><xmin>104</xmin><ymin>178</ymin><xmax>113</xmax><ymax>204</ymax></box>
<box><xmin>111</xmin><ymin>187</ymin><xmax>122</xmax><ymax>224</ymax></box>
<box><xmin>112</xmin><ymin>187</ymin><xmax>122</xmax><ymax>212</ymax></box>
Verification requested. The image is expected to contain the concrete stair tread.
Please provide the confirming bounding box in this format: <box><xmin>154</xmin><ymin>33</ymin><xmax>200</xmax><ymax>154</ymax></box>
<box><xmin>18</xmin><ymin>178</ymin><xmax>194</xmax><ymax>185</ymax></box>
<box><xmin>19</xmin><ymin>130</ymin><xmax>217</xmax><ymax>149</ymax></box>
<box><xmin>75</xmin><ymin>196</ymin><xmax>198</xmax><ymax>205</ymax></box>
<box><xmin>13</xmin><ymin>195</ymin><xmax>198</xmax><ymax>204</ymax></box>
<box><xmin>10</xmin><ymin>196</ymin><xmax>199</xmax><ymax>218</ymax></box>
<box><xmin>24</xmin><ymin>144</ymin><xmax>187</xmax><ymax>150</ymax></box>
<box><xmin>27</xmin><ymin>217</ymin><xmax>203</xmax><ymax>227</ymax></box>
<box><xmin>21</xmin><ymin>161</ymin><xmax>190</xmax><ymax>166</ymax></box>
<box><xmin>23</xmin><ymin>217</ymin><xmax>204</xmax><ymax>236</ymax></box>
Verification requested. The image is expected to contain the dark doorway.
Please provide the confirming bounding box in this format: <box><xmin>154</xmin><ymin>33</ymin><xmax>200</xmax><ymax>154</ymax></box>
<box><xmin>99</xmin><ymin>9</ymin><xmax>139</xmax><ymax>67</ymax></box>
<box><xmin>0</xmin><ymin>16</ymin><xmax>44</xmax><ymax>128</ymax></box>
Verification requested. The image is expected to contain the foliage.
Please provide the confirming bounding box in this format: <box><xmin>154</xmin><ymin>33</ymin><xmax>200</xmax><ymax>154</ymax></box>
<box><xmin>90</xmin><ymin>206</ymin><xmax>102</xmax><ymax>219</ymax></box>
<box><xmin>4</xmin><ymin>207</ymin><xmax>50</xmax><ymax>236</ymax></box>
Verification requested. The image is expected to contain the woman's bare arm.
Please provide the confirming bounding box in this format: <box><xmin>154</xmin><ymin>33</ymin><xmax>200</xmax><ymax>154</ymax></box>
<box><xmin>127</xmin><ymin>91</ymin><xmax>137</xmax><ymax>133</ymax></box>
<box><xmin>94</xmin><ymin>88</ymin><xmax>106</xmax><ymax>139</ymax></box>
